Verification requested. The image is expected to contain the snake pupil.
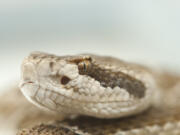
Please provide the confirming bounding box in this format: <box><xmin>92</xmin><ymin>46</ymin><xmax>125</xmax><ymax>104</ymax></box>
<box><xmin>83</xmin><ymin>62</ymin><xmax>86</xmax><ymax>71</ymax></box>
<box><xmin>61</xmin><ymin>76</ymin><xmax>70</xmax><ymax>85</ymax></box>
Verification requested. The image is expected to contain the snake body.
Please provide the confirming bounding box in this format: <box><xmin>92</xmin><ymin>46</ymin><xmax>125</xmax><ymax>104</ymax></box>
<box><xmin>19</xmin><ymin>52</ymin><xmax>180</xmax><ymax>134</ymax></box>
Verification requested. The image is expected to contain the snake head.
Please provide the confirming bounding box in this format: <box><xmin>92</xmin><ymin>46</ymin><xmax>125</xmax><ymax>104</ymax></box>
<box><xmin>19</xmin><ymin>52</ymin><xmax>94</xmax><ymax>112</ymax></box>
<box><xmin>19</xmin><ymin>52</ymin><xmax>155</xmax><ymax>118</ymax></box>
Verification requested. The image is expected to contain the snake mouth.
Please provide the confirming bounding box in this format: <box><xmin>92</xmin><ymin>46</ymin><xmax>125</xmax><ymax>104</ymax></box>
<box><xmin>19</xmin><ymin>81</ymin><xmax>35</xmax><ymax>88</ymax></box>
<box><xmin>19</xmin><ymin>80</ymin><xmax>40</xmax><ymax>99</ymax></box>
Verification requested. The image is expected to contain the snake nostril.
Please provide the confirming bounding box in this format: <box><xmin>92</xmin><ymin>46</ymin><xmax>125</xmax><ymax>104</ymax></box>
<box><xmin>61</xmin><ymin>76</ymin><xmax>70</xmax><ymax>85</ymax></box>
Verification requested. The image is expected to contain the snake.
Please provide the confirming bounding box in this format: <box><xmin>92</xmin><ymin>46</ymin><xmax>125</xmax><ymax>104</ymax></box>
<box><xmin>18</xmin><ymin>52</ymin><xmax>180</xmax><ymax>135</ymax></box>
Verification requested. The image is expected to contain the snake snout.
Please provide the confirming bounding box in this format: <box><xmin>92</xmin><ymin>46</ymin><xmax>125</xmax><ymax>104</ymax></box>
<box><xmin>19</xmin><ymin>60</ymin><xmax>40</xmax><ymax>99</ymax></box>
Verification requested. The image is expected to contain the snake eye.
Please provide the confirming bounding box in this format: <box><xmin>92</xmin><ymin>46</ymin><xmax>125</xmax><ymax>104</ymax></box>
<box><xmin>61</xmin><ymin>76</ymin><xmax>70</xmax><ymax>85</ymax></box>
<box><xmin>78</xmin><ymin>60</ymin><xmax>91</xmax><ymax>73</ymax></box>
<box><xmin>78</xmin><ymin>62</ymin><xmax>86</xmax><ymax>71</ymax></box>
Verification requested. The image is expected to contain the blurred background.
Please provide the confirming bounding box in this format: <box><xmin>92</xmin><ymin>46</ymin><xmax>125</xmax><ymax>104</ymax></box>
<box><xmin>0</xmin><ymin>0</ymin><xmax>180</xmax><ymax>88</ymax></box>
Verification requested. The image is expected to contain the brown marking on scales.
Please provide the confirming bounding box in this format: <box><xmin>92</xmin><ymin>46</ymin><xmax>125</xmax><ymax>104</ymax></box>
<box><xmin>68</xmin><ymin>56</ymin><xmax>92</xmax><ymax>64</ymax></box>
<box><xmin>75</xmin><ymin>57</ymin><xmax>146</xmax><ymax>98</ymax></box>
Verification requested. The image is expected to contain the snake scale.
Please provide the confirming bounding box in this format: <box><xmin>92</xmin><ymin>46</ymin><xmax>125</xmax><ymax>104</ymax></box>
<box><xmin>17</xmin><ymin>52</ymin><xmax>180</xmax><ymax>135</ymax></box>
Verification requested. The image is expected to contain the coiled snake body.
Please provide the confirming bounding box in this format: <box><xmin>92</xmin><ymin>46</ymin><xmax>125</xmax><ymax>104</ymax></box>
<box><xmin>19</xmin><ymin>52</ymin><xmax>180</xmax><ymax>135</ymax></box>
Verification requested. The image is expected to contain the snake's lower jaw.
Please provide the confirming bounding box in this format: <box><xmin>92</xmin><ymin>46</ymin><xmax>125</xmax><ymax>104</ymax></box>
<box><xmin>19</xmin><ymin>82</ymin><xmax>43</xmax><ymax>113</ymax></box>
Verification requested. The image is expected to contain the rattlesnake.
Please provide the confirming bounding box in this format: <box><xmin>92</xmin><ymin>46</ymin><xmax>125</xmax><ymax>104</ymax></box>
<box><xmin>3</xmin><ymin>52</ymin><xmax>180</xmax><ymax>135</ymax></box>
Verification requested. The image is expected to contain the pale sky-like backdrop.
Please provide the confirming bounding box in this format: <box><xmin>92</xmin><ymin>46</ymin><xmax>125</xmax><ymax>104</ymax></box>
<box><xmin>0</xmin><ymin>0</ymin><xmax>180</xmax><ymax>88</ymax></box>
